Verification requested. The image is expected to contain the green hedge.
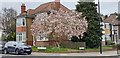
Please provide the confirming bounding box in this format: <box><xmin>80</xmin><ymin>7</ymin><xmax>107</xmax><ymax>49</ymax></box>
<box><xmin>117</xmin><ymin>44</ymin><xmax>120</xmax><ymax>50</ymax></box>
<box><xmin>60</xmin><ymin>41</ymin><xmax>86</xmax><ymax>49</ymax></box>
<box><xmin>5</xmin><ymin>32</ymin><xmax>16</xmax><ymax>41</ymax></box>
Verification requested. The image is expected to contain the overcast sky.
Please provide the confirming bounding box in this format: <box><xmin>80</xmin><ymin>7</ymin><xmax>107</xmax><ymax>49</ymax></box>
<box><xmin>0</xmin><ymin>0</ymin><xmax>119</xmax><ymax>15</ymax></box>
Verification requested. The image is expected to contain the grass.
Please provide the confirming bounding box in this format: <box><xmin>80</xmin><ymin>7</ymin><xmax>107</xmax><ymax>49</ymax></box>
<box><xmin>32</xmin><ymin>45</ymin><xmax>113</xmax><ymax>52</ymax></box>
<box><xmin>38</xmin><ymin>47</ymin><xmax>75</xmax><ymax>53</ymax></box>
<box><xmin>43</xmin><ymin>47</ymin><xmax>68</xmax><ymax>53</ymax></box>
<box><xmin>32</xmin><ymin>46</ymin><xmax>75</xmax><ymax>52</ymax></box>
<box><xmin>32</xmin><ymin>46</ymin><xmax>38</xmax><ymax>51</ymax></box>
<box><xmin>102</xmin><ymin>45</ymin><xmax>113</xmax><ymax>50</ymax></box>
<box><xmin>86</xmin><ymin>45</ymin><xmax>113</xmax><ymax>51</ymax></box>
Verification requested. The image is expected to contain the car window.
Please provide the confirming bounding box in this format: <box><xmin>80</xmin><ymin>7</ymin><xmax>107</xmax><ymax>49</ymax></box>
<box><xmin>17</xmin><ymin>42</ymin><xmax>26</xmax><ymax>46</ymax></box>
<box><xmin>11</xmin><ymin>42</ymin><xmax>16</xmax><ymax>45</ymax></box>
<box><xmin>5</xmin><ymin>42</ymin><xmax>11</xmax><ymax>46</ymax></box>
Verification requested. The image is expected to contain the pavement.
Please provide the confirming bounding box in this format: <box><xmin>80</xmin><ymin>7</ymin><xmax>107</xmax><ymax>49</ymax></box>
<box><xmin>28</xmin><ymin>51</ymin><xmax>119</xmax><ymax>56</ymax></box>
<box><xmin>1</xmin><ymin>51</ymin><xmax>120</xmax><ymax>58</ymax></box>
<box><xmin>1</xmin><ymin>51</ymin><xmax>119</xmax><ymax>56</ymax></box>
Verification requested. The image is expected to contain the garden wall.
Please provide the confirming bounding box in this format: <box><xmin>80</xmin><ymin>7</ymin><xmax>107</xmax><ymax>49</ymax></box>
<box><xmin>60</xmin><ymin>41</ymin><xmax>86</xmax><ymax>49</ymax></box>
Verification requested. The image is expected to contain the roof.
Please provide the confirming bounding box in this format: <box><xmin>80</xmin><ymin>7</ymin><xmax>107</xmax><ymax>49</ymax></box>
<box><xmin>103</xmin><ymin>14</ymin><xmax>119</xmax><ymax>25</ymax></box>
<box><xmin>27</xmin><ymin>2</ymin><xmax>70</xmax><ymax>15</ymax></box>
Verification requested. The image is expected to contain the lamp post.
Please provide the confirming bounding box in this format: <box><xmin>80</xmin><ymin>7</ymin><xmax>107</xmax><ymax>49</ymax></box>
<box><xmin>113</xmin><ymin>25</ymin><xmax>120</xmax><ymax>55</ymax></box>
<box><xmin>99</xmin><ymin>26</ymin><xmax>105</xmax><ymax>54</ymax></box>
<box><xmin>98</xmin><ymin>0</ymin><xmax>103</xmax><ymax>54</ymax></box>
<box><xmin>113</xmin><ymin>30</ymin><xmax>117</xmax><ymax>43</ymax></box>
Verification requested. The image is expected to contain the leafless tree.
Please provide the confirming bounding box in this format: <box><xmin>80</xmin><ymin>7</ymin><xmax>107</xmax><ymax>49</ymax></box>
<box><xmin>0</xmin><ymin>8</ymin><xmax>17</xmax><ymax>34</ymax></box>
<box><xmin>0</xmin><ymin>8</ymin><xmax>17</xmax><ymax>41</ymax></box>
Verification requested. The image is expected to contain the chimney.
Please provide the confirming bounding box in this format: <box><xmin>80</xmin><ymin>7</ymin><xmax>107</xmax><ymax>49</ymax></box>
<box><xmin>55</xmin><ymin>0</ymin><xmax>60</xmax><ymax>10</ymax></box>
<box><xmin>21</xmin><ymin>3</ymin><xmax>26</xmax><ymax>14</ymax></box>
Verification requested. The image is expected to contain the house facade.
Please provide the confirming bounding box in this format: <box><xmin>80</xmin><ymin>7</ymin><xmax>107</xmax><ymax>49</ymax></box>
<box><xmin>100</xmin><ymin>22</ymin><xmax>112</xmax><ymax>45</ymax></box>
<box><xmin>16</xmin><ymin>4</ymin><xmax>27</xmax><ymax>43</ymax></box>
<box><xmin>103</xmin><ymin>13</ymin><xmax>120</xmax><ymax>45</ymax></box>
<box><xmin>16</xmin><ymin>0</ymin><xmax>70</xmax><ymax>46</ymax></box>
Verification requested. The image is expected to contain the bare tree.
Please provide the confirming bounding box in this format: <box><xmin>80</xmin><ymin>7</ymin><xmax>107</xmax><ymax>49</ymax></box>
<box><xmin>31</xmin><ymin>9</ymin><xmax>88</xmax><ymax>47</ymax></box>
<box><xmin>0</xmin><ymin>8</ymin><xmax>17</xmax><ymax>41</ymax></box>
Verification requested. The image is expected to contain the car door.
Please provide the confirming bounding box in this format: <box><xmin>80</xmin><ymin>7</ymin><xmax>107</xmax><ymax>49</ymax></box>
<box><xmin>7</xmin><ymin>42</ymin><xmax>16</xmax><ymax>52</ymax></box>
<box><xmin>11</xmin><ymin>42</ymin><xmax>16</xmax><ymax>52</ymax></box>
<box><xmin>9</xmin><ymin>42</ymin><xmax>16</xmax><ymax>52</ymax></box>
<box><xmin>7</xmin><ymin>42</ymin><xmax>13</xmax><ymax>52</ymax></box>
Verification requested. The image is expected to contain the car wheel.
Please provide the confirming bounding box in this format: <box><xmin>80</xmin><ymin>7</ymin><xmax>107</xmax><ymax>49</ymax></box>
<box><xmin>15</xmin><ymin>49</ymin><xmax>20</xmax><ymax>55</ymax></box>
<box><xmin>27</xmin><ymin>52</ymin><xmax>31</xmax><ymax>55</ymax></box>
<box><xmin>4</xmin><ymin>49</ymin><xmax>8</xmax><ymax>54</ymax></box>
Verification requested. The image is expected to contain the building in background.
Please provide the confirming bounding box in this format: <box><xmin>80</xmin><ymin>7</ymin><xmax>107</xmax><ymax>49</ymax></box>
<box><xmin>102</xmin><ymin>13</ymin><xmax>119</xmax><ymax>45</ymax></box>
<box><xmin>16</xmin><ymin>0</ymin><xmax>70</xmax><ymax>46</ymax></box>
<box><xmin>16</xmin><ymin>4</ymin><xmax>27</xmax><ymax>43</ymax></box>
<box><xmin>117</xmin><ymin>1</ymin><xmax>120</xmax><ymax>43</ymax></box>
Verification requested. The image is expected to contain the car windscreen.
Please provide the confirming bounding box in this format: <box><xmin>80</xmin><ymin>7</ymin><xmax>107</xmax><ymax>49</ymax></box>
<box><xmin>17</xmin><ymin>43</ymin><xmax>26</xmax><ymax>46</ymax></box>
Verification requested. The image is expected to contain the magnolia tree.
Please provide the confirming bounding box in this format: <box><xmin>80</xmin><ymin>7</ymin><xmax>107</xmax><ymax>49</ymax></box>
<box><xmin>31</xmin><ymin>9</ymin><xmax>88</xmax><ymax>47</ymax></box>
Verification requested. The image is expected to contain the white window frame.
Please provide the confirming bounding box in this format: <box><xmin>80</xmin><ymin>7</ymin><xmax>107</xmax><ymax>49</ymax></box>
<box><xmin>18</xmin><ymin>33</ymin><xmax>22</xmax><ymax>41</ymax></box>
<box><xmin>105</xmin><ymin>23</ymin><xmax>110</xmax><ymax>29</ymax></box>
<box><xmin>22</xmin><ymin>32</ymin><xmax>26</xmax><ymax>42</ymax></box>
<box><xmin>16</xmin><ymin>17</ymin><xmax>26</xmax><ymax>27</ymax></box>
<box><xmin>36</xmin><ymin>35</ymin><xmax>48</xmax><ymax>41</ymax></box>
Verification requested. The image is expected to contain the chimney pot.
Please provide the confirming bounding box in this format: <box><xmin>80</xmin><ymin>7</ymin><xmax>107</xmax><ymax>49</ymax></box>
<box><xmin>55</xmin><ymin>0</ymin><xmax>60</xmax><ymax>2</ymax></box>
<box><xmin>55</xmin><ymin>0</ymin><xmax>60</xmax><ymax>10</ymax></box>
<box><xmin>21</xmin><ymin>3</ymin><xmax>26</xmax><ymax>14</ymax></box>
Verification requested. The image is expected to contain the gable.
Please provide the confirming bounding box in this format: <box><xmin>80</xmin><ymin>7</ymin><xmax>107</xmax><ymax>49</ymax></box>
<box><xmin>27</xmin><ymin>2</ymin><xmax>70</xmax><ymax>15</ymax></box>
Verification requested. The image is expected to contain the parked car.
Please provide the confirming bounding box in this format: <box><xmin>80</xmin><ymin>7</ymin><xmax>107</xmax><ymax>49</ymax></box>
<box><xmin>3</xmin><ymin>41</ymin><xmax>32</xmax><ymax>55</ymax></box>
<box><xmin>0</xmin><ymin>41</ymin><xmax>6</xmax><ymax>53</ymax></box>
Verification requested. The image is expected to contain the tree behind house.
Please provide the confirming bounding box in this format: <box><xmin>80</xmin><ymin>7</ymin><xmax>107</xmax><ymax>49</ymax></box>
<box><xmin>76</xmin><ymin>1</ymin><xmax>101</xmax><ymax>48</ymax></box>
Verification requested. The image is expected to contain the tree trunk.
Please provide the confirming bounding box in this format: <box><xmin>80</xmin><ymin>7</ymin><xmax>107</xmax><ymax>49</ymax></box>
<box><xmin>56</xmin><ymin>41</ymin><xmax>60</xmax><ymax>48</ymax></box>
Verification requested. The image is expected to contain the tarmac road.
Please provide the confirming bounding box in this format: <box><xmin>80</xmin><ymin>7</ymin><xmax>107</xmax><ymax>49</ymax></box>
<box><xmin>0</xmin><ymin>51</ymin><xmax>119</xmax><ymax>58</ymax></box>
<box><xmin>1</xmin><ymin>55</ymin><xmax>119</xmax><ymax>58</ymax></box>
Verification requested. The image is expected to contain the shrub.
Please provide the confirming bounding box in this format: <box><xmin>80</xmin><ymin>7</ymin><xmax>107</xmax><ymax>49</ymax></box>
<box><xmin>112</xmin><ymin>44</ymin><xmax>120</xmax><ymax>50</ymax></box>
<box><xmin>71</xmin><ymin>36</ymin><xmax>85</xmax><ymax>42</ymax></box>
<box><xmin>117</xmin><ymin>44</ymin><xmax>120</xmax><ymax>50</ymax></box>
<box><xmin>112</xmin><ymin>44</ymin><xmax>118</xmax><ymax>49</ymax></box>
<box><xmin>60</xmin><ymin>41</ymin><xmax>86</xmax><ymax>49</ymax></box>
<box><xmin>106</xmin><ymin>40</ymin><xmax>114</xmax><ymax>45</ymax></box>
<box><xmin>6</xmin><ymin>32</ymin><xmax>16</xmax><ymax>41</ymax></box>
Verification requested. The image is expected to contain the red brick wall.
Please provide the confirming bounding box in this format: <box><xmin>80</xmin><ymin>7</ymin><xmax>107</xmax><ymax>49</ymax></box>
<box><xmin>26</xmin><ymin>41</ymin><xmax>33</xmax><ymax>46</ymax></box>
<box><xmin>35</xmin><ymin>41</ymin><xmax>49</xmax><ymax>47</ymax></box>
<box><xmin>26</xmin><ymin>18</ymin><xmax>33</xmax><ymax>46</ymax></box>
<box><xmin>16</xmin><ymin>26</ymin><xmax>26</xmax><ymax>32</ymax></box>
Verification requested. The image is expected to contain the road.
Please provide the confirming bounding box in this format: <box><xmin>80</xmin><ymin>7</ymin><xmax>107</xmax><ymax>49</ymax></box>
<box><xmin>1</xmin><ymin>56</ymin><xmax>119</xmax><ymax>58</ymax></box>
<box><xmin>0</xmin><ymin>51</ymin><xmax>120</xmax><ymax>58</ymax></box>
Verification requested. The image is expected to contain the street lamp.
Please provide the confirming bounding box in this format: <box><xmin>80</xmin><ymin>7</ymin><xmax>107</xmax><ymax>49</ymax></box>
<box><xmin>98</xmin><ymin>0</ymin><xmax>103</xmax><ymax>54</ymax></box>
<box><xmin>113</xmin><ymin>25</ymin><xmax>120</xmax><ymax>55</ymax></box>
<box><xmin>102</xmin><ymin>31</ymin><xmax>105</xmax><ymax>34</ymax></box>
<box><xmin>113</xmin><ymin>30</ymin><xmax>117</xmax><ymax>44</ymax></box>
<box><xmin>100</xmin><ymin>24</ymin><xmax>105</xmax><ymax>54</ymax></box>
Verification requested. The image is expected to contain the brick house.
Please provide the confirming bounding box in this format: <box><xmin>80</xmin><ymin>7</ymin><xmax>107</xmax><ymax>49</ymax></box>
<box><xmin>16</xmin><ymin>0</ymin><xmax>70</xmax><ymax>46</ymax></box>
